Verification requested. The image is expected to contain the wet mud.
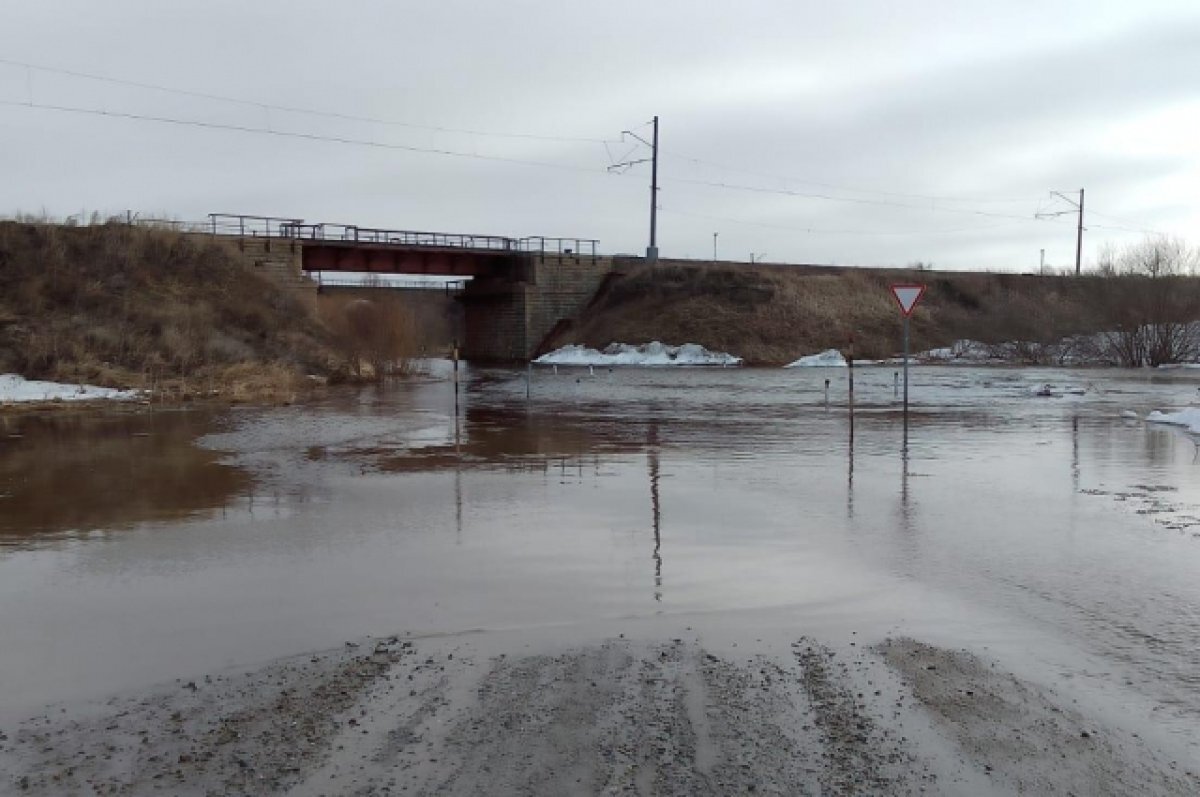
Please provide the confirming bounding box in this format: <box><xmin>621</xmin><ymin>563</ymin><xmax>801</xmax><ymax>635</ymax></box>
<box><xmin>879</xmin><ymin>638</ymin><xmax>1200</xmax><ymax>796</ymax></box>
<box><xmin>5</xmin><ymin>633</ymin><xmax>1195</xmax><ymax>796</ymax></box>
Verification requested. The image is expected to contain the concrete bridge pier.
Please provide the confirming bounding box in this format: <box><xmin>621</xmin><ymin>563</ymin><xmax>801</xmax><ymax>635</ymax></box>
<box><xmin>461</xmin><ymin>254</ymin><xmax>617</xmax><ymax>361</ymax></box>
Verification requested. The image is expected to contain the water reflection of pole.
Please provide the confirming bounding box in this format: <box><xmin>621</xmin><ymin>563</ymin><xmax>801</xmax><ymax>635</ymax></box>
<box><xmin>452</xmin><ymin>340</ymin><xmax>460</xmax><ymax>416</ymax></box>
<box><xmin>648</xmin><ymin>424</ymin><xmax>663</xmax><ymax>603</ymax></box>
<box><xmin>847</xmin><ymin>421</ymin><xmax>855</xmax><ymax>520</ymax></box>
<box><xmin>1071</xmin><ymin>415</ymin><xmax>1080</xmax><ymax>494</ymax></box>
<box><xmin>454</xmin><ymin>403</ymin><xmax>463</xmax><ymax>543</ymax></box>
<box><xmin>847</xmin><ymin>336</ymin><xmax>855</xmax><ymax>448</ymax></box>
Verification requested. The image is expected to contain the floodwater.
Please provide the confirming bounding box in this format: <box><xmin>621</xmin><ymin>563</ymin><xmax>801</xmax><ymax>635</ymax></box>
<box><xmin>2</xmin><ymin>365</ymin><xmax>1200</xmax><ymax>751</ymax></box>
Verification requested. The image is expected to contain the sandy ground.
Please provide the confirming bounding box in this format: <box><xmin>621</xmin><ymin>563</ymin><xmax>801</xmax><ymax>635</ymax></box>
<box><xmin>2</xmin><ymin>628</ymin><xmax>1196</xmax><ymax>796</ymax></box>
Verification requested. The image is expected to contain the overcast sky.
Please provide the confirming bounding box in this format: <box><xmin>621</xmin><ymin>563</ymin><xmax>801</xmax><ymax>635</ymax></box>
<box><xmin>1</xmin><ymin>1</ymin><xmax>1197</xmax><ymax>270</ymax></box>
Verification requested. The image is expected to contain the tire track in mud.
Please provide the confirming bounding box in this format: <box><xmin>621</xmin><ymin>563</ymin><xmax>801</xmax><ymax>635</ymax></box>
<box><xmin>879</xmin><ymin>637</ymin><xmax>1200</xmax><ymax>796</ymax></box>
<box><xmin>2</xmin><ymin>640</ymin><xmax>408</xmax><ymax>796</ymax></box>
<box><xmin>792</xmin><ymin>638</ymin><xmax>922</xmax><ymax>795</ymax></box>
<box><xmin>398</xmin><ymin>639</ymin><xmax>917</xmax><ymax>796</ymax></box>
<box><xmin>22</xmin><ymin>632</ymin><xmax>1191</xmax><ymax>796</ymax></box>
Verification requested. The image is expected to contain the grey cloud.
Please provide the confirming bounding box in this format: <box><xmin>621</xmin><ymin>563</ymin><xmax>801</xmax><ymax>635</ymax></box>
<box><xmin>0</xmin><ymin>2</ymin><xmax>1197</xmax><ymax>269</ymax></box>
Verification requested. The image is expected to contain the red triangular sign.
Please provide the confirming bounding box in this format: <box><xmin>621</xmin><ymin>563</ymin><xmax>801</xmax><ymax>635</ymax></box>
<box><xmin>890</xmin><ymin>284</ymin><xmax>926</xmax><ymax>317</ymax></box>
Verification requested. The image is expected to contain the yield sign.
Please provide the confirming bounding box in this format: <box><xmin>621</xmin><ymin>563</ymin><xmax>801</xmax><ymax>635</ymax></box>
<box><xmin>890</xmin><ymin>284</ymin><xmax>926</xmax><ymax>317</ymax></box>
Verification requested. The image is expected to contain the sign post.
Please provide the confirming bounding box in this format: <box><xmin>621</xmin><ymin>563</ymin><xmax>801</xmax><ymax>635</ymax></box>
<box><xmin>889</xmin><ymin>284</ymin><xmax>927</xmax><ymax>437</ymax></box>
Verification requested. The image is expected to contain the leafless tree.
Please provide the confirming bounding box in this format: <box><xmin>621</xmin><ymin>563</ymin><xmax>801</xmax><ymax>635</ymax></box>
<box><xmin>1093</xmin><ymin>237</ymin><xmax>1200</xmax><ymax>366</ymax></box>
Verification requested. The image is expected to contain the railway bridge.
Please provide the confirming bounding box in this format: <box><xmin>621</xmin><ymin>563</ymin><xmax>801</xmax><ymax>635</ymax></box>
<box><xmin>209</xmin><ymin>214</ymin><xmax>620</xmax><ymax>361</ymax></box>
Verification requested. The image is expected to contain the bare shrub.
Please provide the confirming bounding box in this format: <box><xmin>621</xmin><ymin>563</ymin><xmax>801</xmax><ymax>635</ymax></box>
<box><xmin>318</xmin><ymin>294</ymin><xmax>422</xmax><ymax>379</ymax></box>
<box><xmin>1092</xmin><ymin>237</ymin><xmax>1200</xmax><ymax>366</ymax></box>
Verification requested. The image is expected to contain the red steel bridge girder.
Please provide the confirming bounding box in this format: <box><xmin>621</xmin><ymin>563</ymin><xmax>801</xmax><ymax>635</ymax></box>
<box><xmin>301</xmin><ymin>243</ymin><xmax>516</xmax><ymax>277</ymax></box>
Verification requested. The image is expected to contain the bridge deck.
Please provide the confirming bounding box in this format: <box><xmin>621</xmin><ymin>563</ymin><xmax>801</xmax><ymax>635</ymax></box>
<box><xmin>209</xmin><ymin>214</ymin><xmax>597</xmax><ymax>276</ymax></box>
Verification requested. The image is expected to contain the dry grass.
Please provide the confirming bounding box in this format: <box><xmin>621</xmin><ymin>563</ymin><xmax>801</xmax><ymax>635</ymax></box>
<box><xmin>0</xmin><ymin>220</ymin><xmax>337</xmax><ymax>394</ymax></box>
<box><xmin>564</xmin><ymin>261</ymin><xmax>1141</xmax><ymax>364</ymax></box>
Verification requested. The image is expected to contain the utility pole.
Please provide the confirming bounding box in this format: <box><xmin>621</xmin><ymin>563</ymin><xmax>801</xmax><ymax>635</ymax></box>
<box><xmin>1040</xmin><ymin>248</ymin><xmax>1045</xmax><ymax>275</ymax></box>
<box><xmin>648</xmin><ymin>115</ymin><xmax>659</xmax><ymax>262</ymax></box>
<box><xmin>713</xmin><ymin>232</ymin><xmax>718</xmax><ymax>261</ymax></box>
<box><xmin>1036</xmin><ymin>188</ymin><xmax>1085</xmax><ymax>275</ymax></box>
<box><xmin>1080</xmin><ymin>187</ymin><xmax>1089</xmax><ymax>277</ymax></box>
<box><xmin>608</xmin><ymin>115</ymin><xmax>660</xmax><ymax>263</ymax></box>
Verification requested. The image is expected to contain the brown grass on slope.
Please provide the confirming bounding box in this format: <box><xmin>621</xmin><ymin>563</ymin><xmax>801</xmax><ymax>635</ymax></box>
<box><xmin>0</xmin><ymin>221</ymin><xmax>336</xmax><ymax>396</ymax></box>
<box><xmin>561</xmin><ymin>261</ymin><xmax>1111</xmax><ymax>364</ymax></box>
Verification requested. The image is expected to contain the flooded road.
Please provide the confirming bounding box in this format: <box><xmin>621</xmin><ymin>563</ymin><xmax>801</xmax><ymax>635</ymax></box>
<box><xmin>2</xmin><ymin>365</ymin><xmax>1200</xmax><ymax>786</ymax></box>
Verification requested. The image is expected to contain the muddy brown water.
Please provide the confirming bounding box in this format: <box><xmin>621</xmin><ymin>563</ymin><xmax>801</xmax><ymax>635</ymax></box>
<box><xmin>2</xmin><ymin>365</ymin><xmax>1200</xmax><ymax>760</ymax></box>
<box><xmin>0</xmin><ymin>409</ymin><xmax>248</xmax><ymax>541</ymax></box>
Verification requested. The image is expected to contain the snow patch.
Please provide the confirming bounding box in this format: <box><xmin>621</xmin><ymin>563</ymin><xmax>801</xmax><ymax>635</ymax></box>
<box><xmin>1145</xmin><ymin>408</ymin><xmax>1200</xmax><ymax>435</ymax></box>
<box><xmin>919</xmin><ymin>340</ymin><xmax>1000</xmax><ymax>363</ymax></box>
<box><xmin>784</xmin><ymin>349</ymin><xmax>847</xmax><ymax>368</ymax></box>
<box><xmin>534</xmin><ymin>342</ymin><xmax>742</xmax><ymax>367</ymax></box>
<box><xmin>0</xmin><ymin>374</ymin><xmax>141</xmax><ymax>404</ymax></box>
<box><xmin>919</xmin><ymin>328</ymin><xmax>1200</xmax><ymax>367</ymax></box>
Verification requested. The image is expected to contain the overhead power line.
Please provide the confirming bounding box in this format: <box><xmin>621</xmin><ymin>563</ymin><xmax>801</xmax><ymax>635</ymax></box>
<box><xmin>2</xmin><ymin>96</ymin><xmax>1050</xmax><ymax>224</ymax></box>
<box><xmin>0</xmin><ymin>89</ymin><xmax>1176</xmax><ymax>242</ymax></box>
<box><xmin>0</xmin><ymin>56</ymin><xmax>616</xmax><ymax>145</ymax></box>
<box><xmin>660</xmin><ymin>206</ymin><xmax>1045</xmax><ymax>237</ymax></box>
<box><xmin>0</xmin><ymin>98</ymin><xmax>623</xmax><ymax>176</ymax></box>
<box><xmin>0</xmin><ymin>56</ymin><xmax>1093</xmax><ymax>216</ymax></box>
<box><xmin>664</xmin><ymin>175</ymin><xmax>1077</xmax><ymax>225</ymax></box>
<box><xmin>661</xmin><ymin>149</ymin><xmax>1040</xmax><ymax>206</ymax></box>
<box><xmin>1086</xmin><ymin>209</ymin><xmax>1171</xmax><ymax>236</ymax></box>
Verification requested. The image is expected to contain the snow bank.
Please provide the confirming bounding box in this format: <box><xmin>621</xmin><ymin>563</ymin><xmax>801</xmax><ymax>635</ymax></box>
<box><xmin>1145</xmin><ymin>408</ymin><xmax>1200</xmax><ymax>435</ymax></box>
<box><xmin>912</xmin><ymin>325</ymin><xmax>1200</xmax><ymax>367</ymax></box>
<box><xmin>534</xmin><ymin>342</ymin><xmax>742</xmax><ymax>367</ymax></box>
<box><xmin>784</xmin><ymin>349</ymin><xmax>847</xmax><ymax>368</ymax></box>
<box><xmin>920</xmin><ymin>340</ymin><xmax>998</xmax><ymax>362</ymax></box>
<box><xmin>0</xmin><ymin>374</ymin><xmax>140</xmax><ymax>404</ymax></box>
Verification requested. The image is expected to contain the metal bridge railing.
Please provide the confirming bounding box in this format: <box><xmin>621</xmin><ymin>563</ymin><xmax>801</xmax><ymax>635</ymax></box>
<box><xmin>206</xmin><ymin>214</ymin><xmax>598</xmax><ymax>257</ymax></box>
<box><xmin>517</xmin><ymin>236</ymin><xmax>598</xmax><ymax>257</ymax></box>
<box><xmin>287</xmin><ymin>223</ymin><xmax>518</xmax><ymax>251</ymax></box>
<box><xmin>208</xmin><ymin>214</ymin><xmax>305</xmax><ymax>238</ymax></box>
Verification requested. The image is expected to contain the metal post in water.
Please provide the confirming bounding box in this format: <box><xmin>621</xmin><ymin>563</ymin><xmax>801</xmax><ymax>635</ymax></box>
<box><xmin>824</xmin><ymin>378</ymin><xmax>830</xmax><ymax>410</ymax></box>
<box><xmin>894</xmin><ymin>370</ymin><xmax>899</xmax><ymax>398</ymax></box>
<box><xmin>889</xmin><ymin>282</ymin><xmax>925</xmax><ymax>455</ymax></box>
<box><xmin>526</xmin><ymin>362</ymin><xmax>532</xmax><ymax>400</ymax></box>
<box><xmin>452</xmin><ymin>340</ymin><xmax>460</xmax><ymax>415</ymax></box>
